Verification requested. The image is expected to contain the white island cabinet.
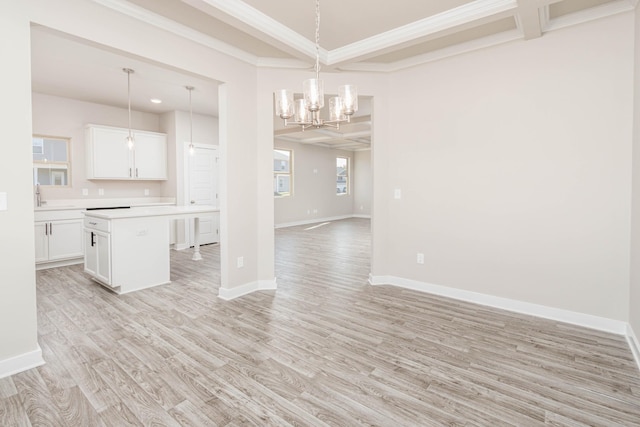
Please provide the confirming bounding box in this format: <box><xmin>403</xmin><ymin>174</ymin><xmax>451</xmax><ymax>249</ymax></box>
<box><xmin>83</xmin><ymin>205</ymin><xmax>218</xmax><ymax>294</ymax></box>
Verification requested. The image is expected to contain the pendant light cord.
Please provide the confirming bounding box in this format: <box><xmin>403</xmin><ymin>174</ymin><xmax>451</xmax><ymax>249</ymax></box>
<box><xmin>126</xmin><ymin>69</ymin><xmax>132</xmax><ymax>139</ymax></box>
<box><xmin>314</xmin><ymin>0</ymin><xmax>320</xmax><ymax>81</ymax></box>
<box><xmin>186</xmin><ymin>86</ymin><xmax>195</xmax><ymax>152</ymax></box>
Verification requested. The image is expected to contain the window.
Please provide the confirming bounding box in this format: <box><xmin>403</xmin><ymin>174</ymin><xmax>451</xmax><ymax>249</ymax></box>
<box><xmin>274</xmin><ymin>149</ymin><xmax>292</xmax><ymax>197</ymax></box>
<box><xmin>336</xmin><ymin>156</ymin><xmax>349</xmax><ymax>195</ymax></box>
<box><xmin>33</xmin><ymin>136</ymin><xmax>71</xmax><ymax>187</ymax></box>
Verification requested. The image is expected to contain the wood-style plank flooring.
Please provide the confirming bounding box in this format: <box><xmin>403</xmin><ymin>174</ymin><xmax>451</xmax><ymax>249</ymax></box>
<box><xmin>2</xmin><ymin>218</ymin><xmax>640</xmax><ymax>426</ymax></box>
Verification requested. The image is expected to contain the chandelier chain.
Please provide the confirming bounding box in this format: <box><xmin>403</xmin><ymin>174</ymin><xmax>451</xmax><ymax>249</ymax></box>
<box><xmin>314</xmin><ymin>0</ymin><xmax>320</xmax><ymax>80</ymax></box>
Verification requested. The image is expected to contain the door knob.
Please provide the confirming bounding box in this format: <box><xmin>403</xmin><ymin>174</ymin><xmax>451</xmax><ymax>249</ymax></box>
<box><xmin>190</xmin><ymin>200</ymin><xmax>195</xmax><ymax>204</ymax></box>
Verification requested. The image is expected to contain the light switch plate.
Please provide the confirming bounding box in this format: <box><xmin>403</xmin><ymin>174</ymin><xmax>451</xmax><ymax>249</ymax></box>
<box><xmin>394</xmin><ymin>189</ymin><xmax>402</xmax><ymax>199</ymax></box>
<box><xmin>0</xmin><ymin>192</ymin><xmax>6</xmax><ymax>211</ymax></box>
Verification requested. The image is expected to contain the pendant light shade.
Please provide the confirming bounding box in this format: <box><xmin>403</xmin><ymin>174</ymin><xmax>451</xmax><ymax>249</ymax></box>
<box><xmin>123</xmin><ymin>68</ymin><xmax>135</xmax><ymax>150</ymax></box>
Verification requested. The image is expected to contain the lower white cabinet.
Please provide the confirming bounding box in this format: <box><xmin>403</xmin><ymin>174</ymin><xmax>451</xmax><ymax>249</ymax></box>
<box><xmin>34</xmin><ymin>212</ymin><xmax>84</xmax><ymax>269</ymax></box>
<box><xmin>84</xmin><ymin>227</ymin><xmax>111</xmax><ymax>285</ymax></box>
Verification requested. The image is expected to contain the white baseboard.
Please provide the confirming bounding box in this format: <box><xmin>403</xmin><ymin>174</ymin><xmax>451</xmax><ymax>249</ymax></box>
<box><xmin>0</xmin><ymin>346</ymin><xmax>45</xmax><ymax>379</ymax></box>
<box><xmin>352</xmin><ymin>214</ymin><xmax>371</xmax><ymax>219</ymax></box>
<box><xmin>173</xmin><ymin>243</ymin><xmax>190</xmax><ymax>251</ymax></box>
<box><xmin>275</xmin><ymin>215</ymin><xmax>354</xmax><ymax>229</ymax></box>
<box><xmin>36</xmin><ymin>257</ymin><xmax>83</xmax><ymax>271</ymax></box>
<box><xmin>627</xmin><ymin>324</ymin><xmax>640</xmax><ymax>373</ymax></box>
<box><xmin>218</xmin><ymin>278</ymin><xmax>277</xmax><ymax>300</ymax></box>
<box><xmin>368</xmin><ymin>274</ymin><xmax>628</xmax><ymax>335</ymax></box>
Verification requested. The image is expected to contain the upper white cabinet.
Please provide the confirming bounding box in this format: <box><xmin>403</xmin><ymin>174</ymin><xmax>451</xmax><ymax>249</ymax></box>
<box><xmin>85</xmin><ymin>125</ymin><xmax>167</xmax><ymax>180</ymax></box>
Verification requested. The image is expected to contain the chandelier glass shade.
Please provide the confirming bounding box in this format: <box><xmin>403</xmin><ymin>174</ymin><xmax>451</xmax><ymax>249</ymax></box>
<box><xmin>275</xmin><ymin>0</ymin><xmax>358</xmax><ymax>130</ymax></box>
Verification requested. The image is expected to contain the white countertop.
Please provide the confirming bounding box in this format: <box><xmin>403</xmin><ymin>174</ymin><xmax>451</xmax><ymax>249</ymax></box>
<box><xmin>83</xmin><ymin>205</ymin><xmax>219</xmax><ymax>220</ymax></box>
<box><xmin>34</xmin><ymin>197</ymin><xmax>176</xmax><ymax>211</ymax></box>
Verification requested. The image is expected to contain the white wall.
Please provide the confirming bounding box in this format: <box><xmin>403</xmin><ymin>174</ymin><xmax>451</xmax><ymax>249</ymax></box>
<box><xmin>381</xmin><ymin>13</ymin><xmax>634</xmax><ymax>321</ymax></box>
<box><xmin>32</xmin><ymin>92</ymin><xmax>165</xmax><ymax>200</ymax></box>
<box><xmin>0</xmin><ymin>2</ymin><xmax>42</xmax><ymax>376</ymax></box>
<box><xmin>630</xmin><ymin>5</ymin><xmax>640</xmax><ymax>341</ymax></box>
<box><xmin>353</xmin><ymin>150</ymin><xmax>372</xmax><ymax>217</ymax></box>
<box><xmin>274</xmin><ymin>141</ymin><xmax>354</xmax><ymax>226</ymax></box>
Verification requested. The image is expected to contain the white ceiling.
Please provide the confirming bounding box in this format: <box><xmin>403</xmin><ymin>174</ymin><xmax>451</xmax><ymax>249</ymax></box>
<box><xmin>30</xmin><ymin>0</ymin><xmax>631</xmax><ymax>150</ymax></box>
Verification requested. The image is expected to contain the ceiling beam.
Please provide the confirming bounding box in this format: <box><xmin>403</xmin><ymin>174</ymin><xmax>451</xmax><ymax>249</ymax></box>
<box><xmin>181</xmin><ymin>0</ymin><xmax>320</xmax><ymax>63</ymax></box>
<box><xmin>327</xmin><ymin>0</ymin><xmax>518</xmax><ymax>66</ymax></box>
<box><xmin>515</xmin><ymin>0</ymin><xmax>543</xmax><ymax>40</ymax></box>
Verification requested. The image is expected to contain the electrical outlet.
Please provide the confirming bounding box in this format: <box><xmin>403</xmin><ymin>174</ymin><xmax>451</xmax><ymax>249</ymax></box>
<box><xmin>417</xmin><ymin>253</ymin><xmax>425</xmax><ymax>264</ymax></box>
<box><xmin>98</xmin><ymin>188</ymin><xmax>104</xmax><ymax>196</ymax></box>
<box><xmin>144</xmin><ymin>189</ymin><xmax>150</xmax><ymax>196</ymax></box>
<box><xmin>237</xmin><ymin>256</ymin><xmax>244</xmax><ymax>268</ymax></box>
<box><xmin>394</xmin><ymin>189</ymin><xmax>402</xmax><ymax>199</ymax></box>
<box><xmin>82</xmin><ymin>188</ymin><xmax>89</xmax><ymax>196</ymax></box>
<box><xmin>313</xmin><ymin>209</ymin><xmax>318</xmax><ymax>214</ymax></box>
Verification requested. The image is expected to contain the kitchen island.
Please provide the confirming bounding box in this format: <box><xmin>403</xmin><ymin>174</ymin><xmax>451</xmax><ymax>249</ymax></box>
<box><xmin>83</xmin><ymin>205</ymin><xmax>218</xmax><ymax>294</ymax></box>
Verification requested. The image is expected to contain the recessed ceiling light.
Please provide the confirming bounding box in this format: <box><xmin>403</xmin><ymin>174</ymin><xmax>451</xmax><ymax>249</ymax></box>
<box><xmin>150</xmin><ymin>98</ymin><xmax>162</xmax><ymax>104</ymax></box>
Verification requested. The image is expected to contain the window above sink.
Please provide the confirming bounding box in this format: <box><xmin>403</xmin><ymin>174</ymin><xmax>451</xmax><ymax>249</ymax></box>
<box><xmin>33</xmin><ymin>135</ymin><xmax>71</xmax><ymax>187</ymax></box>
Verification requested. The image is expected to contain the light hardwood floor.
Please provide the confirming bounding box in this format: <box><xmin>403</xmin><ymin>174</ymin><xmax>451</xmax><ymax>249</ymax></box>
<box><xmin>1</xmin><ymin>218</ymin><xmax>639</xmax><ymax>426</ymax></box>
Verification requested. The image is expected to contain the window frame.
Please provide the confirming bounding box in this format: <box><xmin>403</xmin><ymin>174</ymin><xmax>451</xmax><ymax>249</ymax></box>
<box><xmin>336</xmin><ymin>156</ymin><xmax>349</xmax><ymax>196</ymax></box>
<box><xmin>274</xmin><ymin>148</ymin><xmax>293</xmax><ymax>197</ymax></box>
<box><xmin>32</xmin><ymin>135</ymin><xmax>72</xmax><ymax>187</ymax></box>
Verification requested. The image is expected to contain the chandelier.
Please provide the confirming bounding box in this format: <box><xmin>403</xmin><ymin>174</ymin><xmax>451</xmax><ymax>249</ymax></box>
<box><xmin>275</xmin><ymin>0</ymin><xmax>358</xmax><ymax>130</ymax></box>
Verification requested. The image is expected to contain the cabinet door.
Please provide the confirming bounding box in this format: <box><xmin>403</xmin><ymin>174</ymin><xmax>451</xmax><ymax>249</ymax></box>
<box><xmin>34</xmin><ymin>222</ymin><xmax>49</xmax><ymax>263</ymax></box>
<box><xmin>133</xmin><ymin>132</ymin><xmax>167</xmax><ymax>180</ymax></box>
<box><xmin>89</xmin><ymin>127</ymin><xmax>132</xmax><ymax>179</ymax></box>
<box><xmin>96</xmin><ymin>232</ymin><xmax>111</xmax><ymax>285</ymax></box>
<box><xmin>84</xmin><ymin>229</ymin><xmax>97</xmax><ymax>276</ymax></box>
<box><xmin>48</xmin><ymin>220</ymin><xmax>84</xmax><ymax>261</ymax></box>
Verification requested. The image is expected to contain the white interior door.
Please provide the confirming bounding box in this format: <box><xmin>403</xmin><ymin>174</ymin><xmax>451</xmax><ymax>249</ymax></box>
<box><xmin>188</xmin><ymin>145</ymin><xmax>218</xmax><ymax>246</ymax></box>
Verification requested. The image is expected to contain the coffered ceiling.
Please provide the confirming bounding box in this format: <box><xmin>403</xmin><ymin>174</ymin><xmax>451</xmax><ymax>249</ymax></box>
<box><xmin>30</xmin><ymin>0</ymin><xmax>633</xmax><ymax>151</ymax></box>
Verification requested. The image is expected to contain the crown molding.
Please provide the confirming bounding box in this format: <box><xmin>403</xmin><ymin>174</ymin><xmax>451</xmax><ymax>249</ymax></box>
<box><xmin>91</xmin><ymin>0</ymin><xmax>259</xmax><ymax>65</ymax></box>
<box><xmin>339</xmin><ymin>29</ymin><xmax>523</xmax><ymax>73</ymax></box>
<box><xmin>544</xmin><ymin>0</ymin><xmax>634</xmax><ymax>32</ymax></box>
<box><xmin>256</xmin><ymin>57</ymin><xmax>313</xmax><ymax>69</ymax></box>
<box><xmin>190</xmin><ymin>0</ymin><xmax>318</xmax><ymax>60</ymax></box>
<box><xmin>327</xmin><ymin>0</ymin><xmax>518</xmax><ymax>65</ymax></box>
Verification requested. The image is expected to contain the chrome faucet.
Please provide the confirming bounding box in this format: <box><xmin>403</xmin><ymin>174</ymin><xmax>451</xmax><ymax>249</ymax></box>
<box><xmin>35</xmin><ymin>183</ymin><xmax>41</xmax><ymax>207</ymax></box>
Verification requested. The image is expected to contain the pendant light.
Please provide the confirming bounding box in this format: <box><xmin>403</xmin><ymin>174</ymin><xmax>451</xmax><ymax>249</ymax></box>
<box><xmin>186</xmin><ymin>86</ymin><xmax>195</xmax><ymax>156</ymax></box>
<box><xmin>275</xmin><ymin>0</ymin><xmax>358</xmax><ymax>130</ymax></box>
<box><xmin>123</xmin><ymin>68</ymin><xmax>135</xmax><ymax>150</ymax></box>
